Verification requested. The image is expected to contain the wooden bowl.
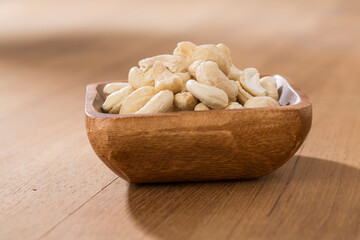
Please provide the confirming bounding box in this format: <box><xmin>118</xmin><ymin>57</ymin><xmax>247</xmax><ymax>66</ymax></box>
<box><xmin>85</xmin><ymin>75</ymin><xmax>312</xmax><ymax>183</ymax></box>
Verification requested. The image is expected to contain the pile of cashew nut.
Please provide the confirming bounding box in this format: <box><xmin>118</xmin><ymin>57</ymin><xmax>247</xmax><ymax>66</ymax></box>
<box><xmin>102</xmin><ymin>42</ymin><xmax>280</xmax><ymax>114</ymax></box>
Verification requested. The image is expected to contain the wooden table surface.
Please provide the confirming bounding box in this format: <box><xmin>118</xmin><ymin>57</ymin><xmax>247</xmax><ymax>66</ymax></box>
<box><xmin>1</xmin><ymin>1</ymin><xmax>359</xmax><ymax>239</ymax></box>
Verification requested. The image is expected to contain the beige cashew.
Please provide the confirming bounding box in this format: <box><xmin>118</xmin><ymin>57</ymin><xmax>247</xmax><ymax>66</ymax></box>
<box><xmin>216</xmin><ymin>43</ymin><xmax>232</xmax><ymax>65</ymax></box>
<box><xmin>228</xmin><ymin>65</ymin><xmax>242</xmax><ymax>81</ymax></box>
<box><xmin>244</xmin><ymin>96</ymin><xmax>280</xmax><ymax>108</ymax></box>
<box><xmin>180</xmin><ymin>84</ymin><xmax>188</xmax><ymax>93</ymax></box>
<box><xmin>173</xmin><ymin>41</ymin><xmax>196</xmax><ymax>64</ymax></box>
<box><xmin>139</xmin><ymin>54</ymin><xmax>188</xmax><ymax>73</ymax></box>
<box><xmin>193</xmin><ymin>44</ymin><xmax>231</xmax><ymax>76</ymax></box>
<box><xmin>153</xmin><ymin>61</ymin><xmax>190</xmax><ymax>93</ymax></box>
<box><xmin>186</xmin><ymin>80</ymin><xmax>228</xmax><ymax>109</ymax></box>
<box><xmin>235</xmin><ymin>81</ymin><xmax>253</xmax><ymax>105</ymax></box>
<box><xmin>229</xmin><ymin>80</ymin><xmax>239</xmax><ymax>102</ymax></box>
<box><xmin>136</xmin><ymin>90</ymin><xmax>174</xmax><ymax>114</ymax></box>
<box><xmin>196</xmin><ymin>61</ymin><xmax>238</xmax><ymax>100</ymax></box>
<box><xmin>194</xmin><ymin>103</ymin><xmax>210</xmax><ymax>111</ymax></box>
<box><xmin>260</xmin><ymin>76</ymin><xmax>279</xmax><ymax>101</ymax></box>
<box><xmin>188</xmin><ymin>60</ymin><xmax>204</xmax><ymax>79</ymax></box>
<box><xmin>179</xmin><ymin>72</ymin><xmax>191</xmax><ymax>93</ymax></box>
<box><xmin>128</xmin><ymin>66</ymin><xmax>155</xmax><ymax>89</ymax></box>
<box><xmin>225</xmin><ymin>101</ymin><xmax>243</xmax><ymax>110</ymax></box>
<box><xmin>178</xmin><ymin>72</ymin><xmax>192</xmax><ymax>84</ymax></box>
<box><xmin>239</xmin><ymin>67</ymin><xmax>266</xmax><ymax>96</ymax></box>
<box><xmin>120</xmin><ymin>86</ymin><xmax>156</xmax><ymax>114</ymax></box>
<box><xmin>178</xmin><ymin>72</ymin><xmax>192</xmax><ymax>92</ymax></box>
<box><xmin>103</xmin><ymin>82</ymin><xmax>130</xmax><ymax>95</ymax></box>
<box><xmin>102</xmin><ymin>86</ymin><xmax>134</xmax><ymax>113</ymax></box>
<box><xmin>217</xmin><ymin>43</ymin><xmax>244</xmax><ymax>82</ymax></box>
<box><xmin>104</xmin><ymin>42</ymin><xmax>285</xmax><ymax>115</ymax></box>
<box><xmin>174</xmin><ymin>92</ymin><xmax>198</xmax><ymax>111</ymax></box>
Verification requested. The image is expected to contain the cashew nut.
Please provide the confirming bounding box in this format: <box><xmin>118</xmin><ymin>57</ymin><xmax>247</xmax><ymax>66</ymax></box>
<box><xmin>139</xmin><ymin>54</ymin><xmax>188</xmax><ymax>73</ymax></box>
<box><xmin>188</xmin><ymin>60</ymin><xmax>204</xmax><ymax>79</ymax></box>
<box><xmin>225</xmin><ymin>102</ymin><xmax>243</xmax><ymax>110</ymax></box>
<box><xmin>228</xmin><ymin>65</ymin><xmax>242</xmax><ymax>81</ymax></box>
<box><xmin>128</xmin><ymin>66</ymin><xmax>155</xmax><ymax>89</ymax></box>
<box><xmin>102</xmin><ymin>86</ymin><xmax>134</xmax><ymax>113</ymax></box>
<box><xmin>193</xmin><ymin>44</ymin><xmax>231</xmax><ymax>76</ymax></box>
<box><xmin>102</xmin><ymin>42</ymin><xmax>282</xmax><ymax>115</ymax></box>
<box><xmin>186</xmin><ymin>80</ymin><xmax>228</xmax><ymax>109</ymax></box>
<box><xmin>136</xmin><ymin>90</ymin><xmax>174</xmax><ymax>114</ymax></box>
<box><xmin>194</xmin><ymin>103</ymin><xmax>210</xmax><ymax>111</ymax></box>
<box><xmin>174</xmin><ymin>92</ymin><xmax>198</xmax><ymax>111</ymax></box>
<box><xmin>173</xmin><ymin>41</ymin><xmax>196</xmax><ymax>64</ymax></box>
<box><xmin>239</xmin><ymin>67</ymin><xmax>266</xmax><ymax>96</ymax></box>
<box><xmin>244</xmin><ymin>96</ymin><xmax>280</xmax><ymax>108</ymax></box>
<box><xmin>120</xmin><ymin>86</ymin><xmax>156</xmax><ymax>114</ymax></box>
<box><xmin>178</xmin><ymin>72</ymin><xmax>192</xmax><ymax>84</ymax></box>
<box><xmin>260</xmin><ymin>76</ymin><xmax>279</xmax><ymax>101</ymax></box>
<box><xmin>216</xmin><ymin>43</ymin><xmax>244</xmax><ymax>81</ymax></box>
<box><xmin>235</xmin><ymin>81</ymin><xmax>253</xmax><ymax>105</ymax></box>
<box><xmin>103</xmin><ymin>82</ymin><xmax>130</xmax><ymax>95</ymax></box>
<box><xmin>180</xmin><ymin>84</ymin><xmax>188</xmax><ymax>93</ymax></box>
<box><xmin>216</xmin><ymin>43</ymin><xmax>232</xmax><ymax>65</ymax></box>
<box><xmin>153</xmin><ymin>61</ymin><xmax>190</xmax><ymax>93</ymax></box>
<box><xmin>196</xmin><ymin>61</ymin><xmax>238</xmax><ymax>100</ymax></box>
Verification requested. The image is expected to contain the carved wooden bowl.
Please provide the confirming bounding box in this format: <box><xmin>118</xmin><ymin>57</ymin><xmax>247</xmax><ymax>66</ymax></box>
<box><xmin>85</xmin><ymin>75</ymin><xmax>312</xmax><ymax>183</ymax></box>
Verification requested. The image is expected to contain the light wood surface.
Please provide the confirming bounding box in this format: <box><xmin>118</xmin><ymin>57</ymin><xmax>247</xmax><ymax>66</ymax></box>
<box><xmin>0</xmin><ymin>0</ymin><xmax>359</xmax><ymax>239</ymax></box>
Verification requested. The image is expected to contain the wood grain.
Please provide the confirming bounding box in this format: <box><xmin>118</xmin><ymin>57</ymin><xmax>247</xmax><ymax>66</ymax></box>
<box><xmin>0</xmin><ymin>0</ymin><xmax>359</xmax><ymax>239</ymax></box>
<box><xmin>85</xmin><ymin>78</ymin><xmax>311</xmax><ymax>183</ymax></box>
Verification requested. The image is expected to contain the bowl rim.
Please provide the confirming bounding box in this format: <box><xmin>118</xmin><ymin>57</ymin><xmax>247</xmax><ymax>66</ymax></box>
<box><xmin>85</xmin><ymin>75</ymin><xmax>311</xmax><ymax>119</ymax></box>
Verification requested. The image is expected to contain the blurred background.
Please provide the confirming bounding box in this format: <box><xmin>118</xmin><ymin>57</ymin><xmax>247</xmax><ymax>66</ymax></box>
<box><xmin>1</xmin><ymin>0</ymin><xmax>359</xmax><ymax>132</ymax></box>
<box><xmin>1</xmin><ymin>0</ymin><xmax>359</xmax><ymax>83</ymax></box>
<box><xmin>1</xmin><ymin>1</ymin><xmax>360</xmax><ymax>239</ymax></box>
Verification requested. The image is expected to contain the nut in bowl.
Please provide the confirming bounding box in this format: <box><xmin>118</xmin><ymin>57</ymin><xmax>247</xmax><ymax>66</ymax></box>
<box><xmin>85</xmin><ymin>42</ymin><xmax>312</xmax><ymax>183</ymax></box>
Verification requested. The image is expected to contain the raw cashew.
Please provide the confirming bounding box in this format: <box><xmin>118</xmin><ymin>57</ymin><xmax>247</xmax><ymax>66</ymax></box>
<box><xmin>228</xmin><ymin>65</ymin><xmax>242</xmax><ymax>81</ymax></box>
<box><xmin>179</xmin><ymin>72</ymin><xmax>191</xmax><ymax>92</ymax></box>
<box><xmin>102</xmin><ymin>42</ymin><xmax>282</xmax><ymax>115</ymax></box>
<box><xmin>216</xmin><ymin>43</ymin><xmax>232</xmax><ymax>65</ymax></box>
<box><xmin>186</xmin><ymin>80</ymin><xmax>228</xmax><ymax>109</ymax></box>
<box><xmin>180</xmin><ymin>84</ymin><xmax>188</xmax><ymax>93</ymax></box>
<box><xmin>139</xmin><ymin>54</ymin><xmax>188</xmax><ymax>73</ymax></box>
<box><xmin>229</xmin><ymin>80</ymin><xmax>239</xmax><ymax>102</ymax></box>
<box><xmin>120</xmin><ymin>86</ymin><xmax>156</xmax><ymax>114</ymax></box>
<box><xmin>136</xmin><ymin>90</ymin><xmax>174</xmax><ymax>114</ymax></box>
<box><xmin>178</xmin><ymin>72</ymin><xmax>191</xmax><ymax>84</ymax></box>
<box><xmin>217</xmin><ymin>43</ymin><xmax>244</xmax><ymax>82</ymax></box>
<box><xmin>103</xmin><ymin>82</ymin><xmax>130</xmax><ymax>95</ymax></box>
<box><xmin>174</xmin><ymin>92</ymin><xmax>198</xmax><ymax>111</ymax></box>
<box><xmin>260</xmin><ymin>76</ymin><xmax>279</xmax><ymax>101</ymax></box>
<box><xmin>102</xmin><ymin>86</ymin><xmax>134</xmax><ymax>113</ymax></box>
<box><xmin>235</xmin><ymin>81</ymin><xmax>253</xmax><ymax>105</ymax></box>
<box><xmin>196</xmin><ymin>61</ymin><xmax>238</xmax><ymax>100</ymax></box>
<box><xmin>193</xmin><ymin>44</ymin><xmax>231</xmax><ymax>76</ymax></box>
<box><xmin>194</xmin><ymin>103</ymin><xmax>210</xmax><ymax>111</ymax></box>
<box><xmin>173</xmin><ymin>41</ymin><xmax>196</xmax><ymax>64</ymax></box>
<box><xmin>225</xmin><ymin>102</ymin><xmax>243</xmax><ymax>110</ymax></box>
<box><xmin>153</xmin><ymin>61</ymin><xmax>190</xmax><ymax>93</ymax></box>
<box><xmin>128</xmin><ymin>66</ymin><xmax>155</xmax><ymax>89</ymax></box>
<box><xmin>244</xmin><ymin>96</ymin><xmax>280</xmax><ymax>108</ymax></box>
<box><xmin>239</xmin><ymin>68</ymin><xmax>266</xmax><ymax>96</ymax></box>
<box><xmin>188</xmin><ymin>60</ymin><xmax>204</xmax><ymax>79</ymax></box>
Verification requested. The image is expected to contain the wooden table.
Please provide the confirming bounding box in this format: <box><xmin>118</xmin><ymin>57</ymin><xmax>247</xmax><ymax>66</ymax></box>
<box><xmin>1</xmin><ymin>1</ymin><xmax>359</xmax><ymax>239</ymax></box>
